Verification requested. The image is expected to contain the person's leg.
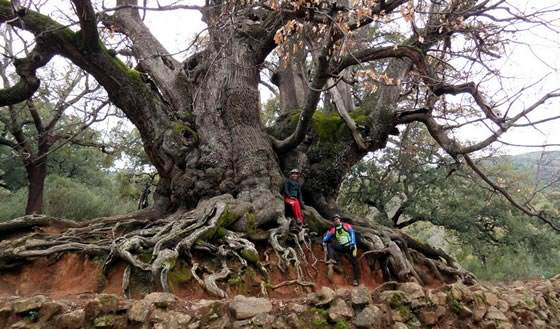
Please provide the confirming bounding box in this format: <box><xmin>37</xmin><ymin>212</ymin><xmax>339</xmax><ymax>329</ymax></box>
<box><xmin>327</xmin><ymin>241</ymin><xmax>338</xmax><ymax>263</ymax></box>
<box><xmin>292</xmin><ymin>199</ymin><xmax>304</xmax><ymax>224</ymax></box>
<box><xmin>349</xmin><ymin>249</ymin><xmax>360</xmax><ymax>283</ymax></box>
<box><xmin>337</xmin><ymin>245</ymin><xmax>360</xmax><ymax>285</ymax></box>
<box><xmin>284</xmin><ymin>196</ymin><xmax>299</xmax><ymax>221</ymax></box>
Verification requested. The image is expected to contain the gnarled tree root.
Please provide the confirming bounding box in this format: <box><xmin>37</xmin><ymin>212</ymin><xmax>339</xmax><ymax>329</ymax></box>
<box><xmin>0</xmin><ymin>194</ymin><xmax>473</xmax><ymax>297</ymax></box>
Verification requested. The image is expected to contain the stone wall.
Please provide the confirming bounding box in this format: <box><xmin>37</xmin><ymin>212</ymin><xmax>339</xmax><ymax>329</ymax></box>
<box><xmin>2</xmin><ymin>275</ymin><xmax>560</xmax><ymax>328</ymax></box>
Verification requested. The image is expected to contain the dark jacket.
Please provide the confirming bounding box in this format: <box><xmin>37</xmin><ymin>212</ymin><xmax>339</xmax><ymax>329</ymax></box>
<box><xmin>283</xmin><ymin>178</ymin><xmax>304</xmax><ymax>207</ymax></box>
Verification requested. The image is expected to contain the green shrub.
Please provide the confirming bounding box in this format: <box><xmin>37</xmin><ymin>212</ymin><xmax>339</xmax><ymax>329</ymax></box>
<box><xmin>459</xmin><ymin>246</ymin><xmax>560</xmax><ymax>282</ymax></box>
<box><xmin>0</xmin><ymin>188</ymin><xmax>26</xmax><ymax>221</ymax></box>
<box><xmin>44</xmin><ymin>175</ymin><xmax>136</xmax><ymax>220</ymax></box>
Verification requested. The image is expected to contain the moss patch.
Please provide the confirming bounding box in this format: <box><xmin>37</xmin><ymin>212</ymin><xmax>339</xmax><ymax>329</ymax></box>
<box><xmin>334</xmin><ymin>319</ymin><xmax>350</xmax><ymax>329</ymax></box>
<box><xmin>173</xmin><ymin>121</ymin><xmax>199</xmax><ymax>143</ymax></box>
<box><xmin>310</xmin><ymin>307</ymin><xmax>330</xmax><ymax>328</ymax></box>
<box><xmin>240</xmin><ymin>248</ymin><xmax>259</xmax><ymax>264</ymax></box>
<box><xmin>167</xmin><ymin>260</ymin><xmax>193</xmax><ymax>291</ymax></box>
<box><xmin>245</xmin><ymin>211</ymin><xmax>257</xmax><ymax>236</ymax></box>
<box><xmin>109</xmin><ymin>55</ymin><xmax>142</xmax><ymax>81</ymax></box>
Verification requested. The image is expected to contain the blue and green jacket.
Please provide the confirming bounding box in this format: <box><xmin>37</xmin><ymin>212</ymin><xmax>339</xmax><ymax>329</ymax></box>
<box><xmin>323</xmin><ymin>223</ymin><xmax>356</xmax><ymax>247</ymax></box>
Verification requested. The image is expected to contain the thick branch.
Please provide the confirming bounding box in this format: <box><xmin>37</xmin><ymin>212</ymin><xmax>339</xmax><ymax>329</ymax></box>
<box><xmin>271</xmin><ymin>40</ymin><xmax>331</xmax><ymax>153</ymax></box>
<box><xmin>104</xmin><ymin>0</ymin><xmax>190</xmax><ymax>113</ymax></box>
<box><xmin>402</xmin><ymin>90</ymin><xmax>560</xmax><ymax>156</ymax></box>
<box><xmin>71</xmin><ymin>0</ymin><xmax>101</xmax><ymax>52</ymax></box>
<box><xmin>0</xmin><ymin>42</ymin><xmax>54</xmax><ymax>106</ymax></box>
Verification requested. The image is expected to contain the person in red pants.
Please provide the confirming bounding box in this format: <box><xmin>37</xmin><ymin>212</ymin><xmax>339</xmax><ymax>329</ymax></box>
<box><xmin>283</xmin><ymin>168</ymin><xmax>305</xmax><ymax>225</ymax></box>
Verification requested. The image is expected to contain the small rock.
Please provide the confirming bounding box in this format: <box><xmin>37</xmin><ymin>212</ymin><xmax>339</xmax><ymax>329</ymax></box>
<box><xmin>480</xmin><ymin>321</ymin><xmax>498</xmax><ymax>329</ymax></box>
<box><xmin>97</xmin><ymin>294</ymin><xmax>119</xmax><ymax>312</ymax></box>
<box><xmin>150</xmin><ymin>308</ymin><xmax>170</xmax><ymax>322</ymax></box>
<box><xmin>399</xmin><ymin>282</ymin><xmax>425</xmax><ymax>300</ymax></box>
<box><xmin>417</xmin><ymin>306</ymin><xmax>441</xmax><ymax>325</ymax></box>
<box><xmin>232</xmin><ymin>319</ymin><xmax>252</xmax><ymax>328</ymax></box>
<box><xmin>271</xmin><ymin>316</ymin><xmax>290</xmax><ymax>329</ymax></box>
<box><xmin>537</xmin><ymin>309</ymin><xmax>549</xmax><ymax>321</ymax></box>
<box><xmin>328</xmin><ymin>298</ymin><xmax>353</xmax><ymax>322</ymax></box>
<box><xmin>56</xmin><ymin>309</ymin><xmax>85</xmax><ymax>329</ymax></box>
<box><xmin>379</xmin><ymin>290</ymin><xmax>410</xmax><ymax>307</ymax></box>
<box><xmin>128</xmin><ymin>300</ymin><xmax>151</xmax><ymax>322</ymax></box>
<box><xmin>484</xmin><ymin>292</ymin><xmax>499</xmax><ymax>306</ymax></box>
<box><xmin>39</xmin><ymin>301</ymin><xmax>63</xmax><ymax>321</ymax></box>
<box><xmin>353</xmin><ymin>305</ymin><xmax>383</xmax><ymax>329</ymax></box>
<box><xmin>13</xmin><ymin>295</ymin><xmax>48</xmax><ymax>313</ymax></box>
<box><xmin>6</xmin><ymin>320</ymin><xmax>37</xmax><ymax>329</ymax></box>
<box><xmin>0</xmin><ymin>305</ymin><xmax>12</xmax><ymax>328</ymax></box>
<box><xmin>187</xmin><ymin>320</ymin><xmax>200</xmax><ymax>329</ymax></box>
<box><xmin>391</xmin><ymin>305</ymin><xmax>412</xmax><ymax>322</ymax></box>
<box><xmin>206</xmin><ymin>315</ymin><xmax>230</xmax><ymax>329</ymax></box>
<box><xmin>144</xmin><ymin>292</ymin><xmax>177</xmax><ymax>309</ymax></box>
<box><xmin>94</xmin><ymin>314</ymin><xmax>116</xmax><ymax>328</ymax></box>
<box><xmin>392</xmin><ymin>322</ymin><xmax>408</xmax><ymax>329</ymax></box>
<box><xmin>335</xmin><ymin>288</ymin><xmax>350</xmax><ymax>299</ymax></box>
<box><xmin>496</xmin><ymin>299</ymin><xmax>509</xmax><ymax>313</ymax></box>
<box><xmin>449</xmin><ymin>282</ymin><xmax>473</xmax><ymax>302</ymax></box>
<box><xmin>533</xmin><ymin>319</ymin><xmax>547</xmax><ymax>328</ymax></box>
<box><xmin>169</xmin><ymin>311</ymin><xmax>192</xmax><ymax>326</ymax></box>
<box><xmin>427</xmin><ymin>291</ymin><xmax>447</xmax><ymax>306</ymax></box>
<box><xmin>84</xmin><ymin>294</ymin><xmax>119</xmax><ymax>320</ymax></box>
<box><xmin>192</xmin><ymin>299</ymin><xmax>220</xmax><ymax>311</ymax></box>
<box><xmin>289</xmin><ymin>303</ymin><xmax>306</xmax><ymax>313</ymax></box>
<box><xmin>93</xmin><ymin>314</ymin><xmax>127</xmax><ymax>329</ymax></box>
<box><xmin>351</xmin><ymin>287</ymin><xmax>371</xmax><ymax>306</ymax></box>
<box><xmin>473</xmin><ymin>302</ymin><xmax>487</xmax><ymax>322</ymax></box>
<box><xmin>252</xmin><ymin>313</ymin><xmax>275</xmax><ymax>326</ymax></box>
<box><xmin>229</xmin><ymin>295</ymin><xmax>272</xmax><ymax>320</ymax></box>
<box><xmin>310</xmin><ymin>287</ymin><xmax>335</xmax><ymax>306</ymax></box>
<box><xmin>503</xmin><ymin>294</ymin><xmax>521</xmax><ymax>308</ymax></box>
<box><xmin>286</xmin><ymin>313</ymin><xmax>304</xmax><ymax>329</ymax></box>
<box><xmin>485</xmin><ymin>306</ymin><xmax>508</xmax><ymax>321</ymax></box>
<box><xmin>497</xmin><ymin>322</ymin><xmax>513</xmax><ymax>329</ymax></box>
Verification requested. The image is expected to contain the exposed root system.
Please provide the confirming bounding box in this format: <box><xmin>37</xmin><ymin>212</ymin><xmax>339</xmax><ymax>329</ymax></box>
<box><xmin>0</xmin><ymin>195</ymin><xmax>474</xmax><ymax>297</ymax></box>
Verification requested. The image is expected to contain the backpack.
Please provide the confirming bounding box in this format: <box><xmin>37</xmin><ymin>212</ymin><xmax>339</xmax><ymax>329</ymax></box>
<box><xmin>333</xmin><ymin>223</ymin><xmax>353</xmax><ymax>246</ymax></box>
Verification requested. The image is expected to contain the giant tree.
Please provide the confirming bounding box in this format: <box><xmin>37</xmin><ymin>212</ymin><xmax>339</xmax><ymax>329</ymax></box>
<box><xmin>0</xmin><ymin>0</ymin><xmax>559</xmax><ymax>296</ymax></box>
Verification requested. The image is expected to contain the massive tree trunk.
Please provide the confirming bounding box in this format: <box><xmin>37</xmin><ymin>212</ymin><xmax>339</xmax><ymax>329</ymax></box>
<box><xmin>175</xmin><ymin>36</ymin><xmax>283</xmax><ymax>211</ymax></box>
<box><xmin>0</xmin><ymin>0</ymin><xmax>484</xmax><ymax>296</ymax></box>
<box><xmin>24</xmin><ymin>159</ymin><xmax>47</xmax><ymax>214</ymax></box>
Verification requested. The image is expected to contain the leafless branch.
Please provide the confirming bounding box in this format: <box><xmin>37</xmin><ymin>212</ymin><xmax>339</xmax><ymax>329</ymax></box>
<box><xmin>464</xmin><ymin>154</ymin><xmax>560</xmax><ymax>232</ymax></box>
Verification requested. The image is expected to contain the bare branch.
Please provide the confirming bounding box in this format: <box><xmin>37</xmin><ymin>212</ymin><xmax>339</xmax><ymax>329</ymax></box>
<box><xmin>101</xmin><ymin>2</ymin><xmax>203</xmax><ymax>13</ymax></box>
<box><xmin>464</xmin><ymin>154</ymin><xmax>560</xmax><ymax>232</ymax></box>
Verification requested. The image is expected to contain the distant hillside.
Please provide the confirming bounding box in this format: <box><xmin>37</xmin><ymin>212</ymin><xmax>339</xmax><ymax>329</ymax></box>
<box><xmin>499</xmin><ymin>151</ymin><xmax>560</xmax><ymax>189</ymax></box>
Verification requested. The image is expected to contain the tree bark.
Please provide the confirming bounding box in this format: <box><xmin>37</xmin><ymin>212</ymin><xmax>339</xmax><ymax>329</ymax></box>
<box><xmin>24</xmin><ymin>160</ymin><xmax>47</xmax><ymax>214</ymax></box>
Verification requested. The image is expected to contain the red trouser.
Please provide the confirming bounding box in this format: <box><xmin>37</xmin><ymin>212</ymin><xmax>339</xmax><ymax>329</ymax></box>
<box><xmin>284</xmin><ymin>196</ymin><xmax>304</xmax><ymax>224</ymax></box>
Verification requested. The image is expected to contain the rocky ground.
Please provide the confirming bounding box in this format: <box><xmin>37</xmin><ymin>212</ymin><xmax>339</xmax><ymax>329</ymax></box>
<box><xmin>2</xmin><ymin>275</ymin><xmax>560</xmax><ymax>329</ymax></box>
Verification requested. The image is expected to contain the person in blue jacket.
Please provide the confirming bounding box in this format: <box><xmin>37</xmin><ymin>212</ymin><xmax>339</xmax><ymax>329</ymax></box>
<box><xmin>322</xmin><ymin>214</ymin><xmax>360</xmax><ymax>286</ymax></box>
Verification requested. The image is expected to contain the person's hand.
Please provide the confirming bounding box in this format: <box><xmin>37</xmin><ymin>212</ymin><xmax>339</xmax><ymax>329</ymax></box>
<box><xmin>351</xmin><ymin>244</ymin><xmax>357</xmax><ymax>257</ymax></box>
<box><xmin>321</xmin><ymin>242</ymin><xmax>327</xmax><ymax>250</ymax></box>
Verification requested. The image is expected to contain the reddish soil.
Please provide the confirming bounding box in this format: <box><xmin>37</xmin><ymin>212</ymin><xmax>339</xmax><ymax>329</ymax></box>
<box><xmin>0</xmin><ymin>245</ymin><xmax>388</xmax><ymax>300</ymax></box>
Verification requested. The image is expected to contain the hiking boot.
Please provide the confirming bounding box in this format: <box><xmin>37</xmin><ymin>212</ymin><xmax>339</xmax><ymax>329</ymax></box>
<box><xmin>352</xmin><ymin>279</ymin><xmax>359</xmax><ymax>286</ymax></box>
